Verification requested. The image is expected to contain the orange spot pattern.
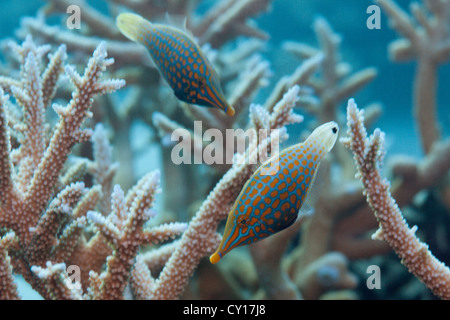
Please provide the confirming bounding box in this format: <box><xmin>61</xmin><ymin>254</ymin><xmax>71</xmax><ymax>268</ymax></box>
<box><xmin>218</xmin><ymin>142</ymin><xmax>327</xmax><ymax>257</ymax></box>
<box><xmin>140</xmin><ymin>25</ymin><xmax>230</xmax><ymax>114</ymax></box>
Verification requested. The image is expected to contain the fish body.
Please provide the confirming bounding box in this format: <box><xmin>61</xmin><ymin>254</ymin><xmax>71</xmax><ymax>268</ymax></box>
<box><xmin>210</xmin><ymin>121</ymin><xmax>339</xmax><ymax>264</ymax></box>
<box><xmin>116</xmin><ymin>13</ymin><xmax>235</xmax><ymax>116</ymax></box>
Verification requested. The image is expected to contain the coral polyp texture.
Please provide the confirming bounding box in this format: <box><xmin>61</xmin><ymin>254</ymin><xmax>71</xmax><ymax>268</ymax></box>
<box><xmin>0</xmin><ymin>0</ymin><xmax>449</xmax><ymax>300</ymax></box>
<box><xmin>342</xmin><ymin>99</ymin><xmax>450</xmax><ymax>300</ymax></box>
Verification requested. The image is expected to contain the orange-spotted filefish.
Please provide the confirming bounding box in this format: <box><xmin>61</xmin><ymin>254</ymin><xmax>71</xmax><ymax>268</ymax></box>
<box><xmin>116</xmin><ymin>13</ymin><xmax>235</xmax><ymax>116</ymax></box>
<box><xmin>210</xmin><ymin>121</ymin><xmax>339</xmax><ymax>264</ymax></box>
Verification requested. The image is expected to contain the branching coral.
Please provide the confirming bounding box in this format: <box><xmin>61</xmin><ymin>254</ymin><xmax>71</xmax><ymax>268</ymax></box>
<box><xmin>131</xmin><ymin>85</ymin><xmax>303</xmax><ymax>299</ymax></box>
<box><xmin>0</xmin><ymin>36</ymin><xmax>123</xmax><ymax>298</ymax></box>
<box><xmin>342</xmin><ymin>98</ymin><xmax>450</xmax><ymax>300</ymax></box>
<box><xmin>0</xmin><ymin>233</ymin><xmax>19</xmax><ymax>299</ymax></box>
<box><xmin>0</xmin><ymin>0</ymin><xmax>448</xmax><ymax>300</ymax></box>
<box><xmin>0</xmin><ymin>36</ymin><xmax>188</xmax><ymax>299</ymax></box>
<box><xmin>0</xmin><ymin>34</ymin><xmax>317</xmax><ymax>299</ymax></box>
<box><xmin>86</xmin><ymin>172</ymin><xmax>187</xmax><ymax>299</ymax></box>
<box><xmin>15</xmin><ymin>0</ymin><xmax>275</xmax><ymax>219</ymax></box>
<box><xmin>23</xmin><ymin>0</ymin><xmax>271</xmax><ymax>68</ymax></box>
<box><xmin>377</xmin><ymin>0</ymin><xmax>450</xmax><ymax>154</ymax></box>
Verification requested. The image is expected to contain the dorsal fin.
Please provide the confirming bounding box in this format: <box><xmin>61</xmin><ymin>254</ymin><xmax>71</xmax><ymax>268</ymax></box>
<box><xmin>162</xmin><ymin>12</ymin><xmax>195</xmax><ymax>39</ymax></box>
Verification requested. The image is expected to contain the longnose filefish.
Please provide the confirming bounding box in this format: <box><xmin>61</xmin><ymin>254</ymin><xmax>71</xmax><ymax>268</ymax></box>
<box><xmin>116</xmin><ymin>13</ymin><xmax>235</xmax><ymax>116</ymax></box>
<box><xmin>210</xmin><ymin>121</ymin><xmax>339</xmax><ymax>264</ymax></box>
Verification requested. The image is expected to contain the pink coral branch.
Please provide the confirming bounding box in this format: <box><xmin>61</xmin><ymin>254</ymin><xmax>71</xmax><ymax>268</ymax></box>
<box><xmin>0</xmin><ymin>37</ymin><xmax>126</xmax><ymax>298</ymax></box>
<box><xmin>86</xmin><ymin>171</ymin><xmax>188</xmax><ymax>299</ymax></box>
<box><xmin>377</xmin><ymin>0</ymin><xmax>450</xmax><ymax>154</ymax></box>
<box><xmin>342</xmin><ymin>98</ymin><xmax>450</xmax><ymax>300</ymax></box>
<box><xmin>0</xmin><ymin>89</ymin><xmax>15</xmax><ymax>208</ymax></box>
<box><xmin>150</xmin><ymin>85</ymin><xmax>303</xmax><ymax>299</ymax></box>
<box><xmin>0</xmin><ymin>233</ymin><xmax>20</xmax><ymax>300</ymax></box>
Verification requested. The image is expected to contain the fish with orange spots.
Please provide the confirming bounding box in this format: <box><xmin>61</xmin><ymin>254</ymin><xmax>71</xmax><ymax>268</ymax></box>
<box><xmin>116</xmin><ymin>13</ymin><xmax>235</xmax><ymax>116</ymax></box>
<box><xmin>210</xmin><ymin>121</ymin><xmax>339</xmax><ymax>264</ymax></box>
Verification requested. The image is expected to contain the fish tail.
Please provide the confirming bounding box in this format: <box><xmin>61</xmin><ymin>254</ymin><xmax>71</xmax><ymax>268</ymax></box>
<box><xmin>116</xmin><ymin>13</ymin><xmax>152</xmax><ymax>43</ymax></box>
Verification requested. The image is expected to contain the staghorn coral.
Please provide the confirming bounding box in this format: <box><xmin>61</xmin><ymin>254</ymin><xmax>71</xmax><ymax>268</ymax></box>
<box><xmin>85</xmin><ymin>172</ymin><xmax>187</xmax><ymax>299</ymax></box>
<box><xmin>377</xmin><ymin>0</ymin><xmax>450</xmax><ymax>155</ymax></box>
<box><xmin>132</xmin><ymin>85</ymin><xmax>303</xmax><ymax>299</ymax></box>
<box><xmin>16</xmin><ymin>0</ymin><xmax>274</xmax><ymax>216</ymax></box>
<box><xmin>342</xmin><ymin>98</ymin><xmax>450</xmax><ymax>300</ymax></box>
<box><xmin>0</xmin><ymin>0</ymin><xmax>448</xmax><ymax>301</ymax></box>
<box><xmin>0</xmin><ymin>233</ymin><xmax>19</xmax><ymax>299</ymax></box>
<box><xmin>277</xmin><ymin>3</ymin><xmax>449</xmax><ymax>300</ymax></box>
<box><xmin>0</xmin><ymin>34</ymin><xmax>325</xmax><ymax>300</ymax></box>
<box><xmin>0</xmin><ymin>36</ymin><xmax>187</xmax><ymax>299</ymax></box>
<box><xmin>0</xmin><ymin>36</ymin><xmax>124</xmax><ymax>298</ymax></box>
<box><xmin>0</xmin><ymin>37</ymin><xmax>121</xmax><ymax>298</ymax></box>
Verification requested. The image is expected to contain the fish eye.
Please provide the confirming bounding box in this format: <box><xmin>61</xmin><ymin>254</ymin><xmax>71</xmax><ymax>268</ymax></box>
<box><xmin>332</xmin><ymin>127</ymin><xmax>337</xmax><ymax>134</ymax></box>
<box><xmin>237</xmin><ymin>215</ymin><xmax>248</xmax><ymax>228</ymax></box>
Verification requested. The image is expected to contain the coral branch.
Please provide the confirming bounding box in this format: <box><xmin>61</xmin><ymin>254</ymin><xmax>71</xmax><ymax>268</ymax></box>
<box><xmin>150</xmin><ymin>85</ymin><xmax>303</xmax><ymax>299</ymax></box>
<box><xmin>87</xmin><ymin>172</ymin><xmax>187</xmax><ymax>299</ymax></box>
<box><xmin>377</xmin><ymin>0</ymin><xmax>450</xmax><ymax>154</ymax></box>
<box><xmin>342</xmin><ymin>98</ymin><xmax>450</xmax><ymax>300</ymax></box>
<box><xmin>23</xmin><ymin>42</ymin><xmax>124</xmax><ymax>238</ymax></box>
<box><xmin>0</xmin><ymin>232</ymin><xmax>20</xmax><ymax>300</ymax></box>
<box><xmin>194</xmin><ymin>0</ymin><xmax>271</xmax><ymax>48</ymax></box>
<box><xmin>249</xmin><ymin>219</ymin><xmax>304</xmax><ymax>299</ymax></box>
<box><xmin>41</xmin><ymin>44</ymin><xmax>66</xmax><ymax>109</ymax></box>
<box><xmin>89</xmin><ymin>124</ymin><xmax>119</xmax><ymax>216</ymax></box>
<box><xmin>0</xmin><ymin>37</ymin><xmax>126</xmax><ymax>299</ymax></box>
<box><xmin>31</xmin><ymin>261</ymin><xmax>83</xmax><ymax>300</ymax></box>
<box><xmin>0</xmin><ymin>89</ymin><xmax>15</xmax><ymax>207</ymax></box>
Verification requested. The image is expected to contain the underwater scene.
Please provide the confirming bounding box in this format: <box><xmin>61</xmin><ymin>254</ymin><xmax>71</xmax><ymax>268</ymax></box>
<box><xmin>0</xmin><ymin>0</ymin><xmax>449</xmax><ymax>301</ymax></box>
